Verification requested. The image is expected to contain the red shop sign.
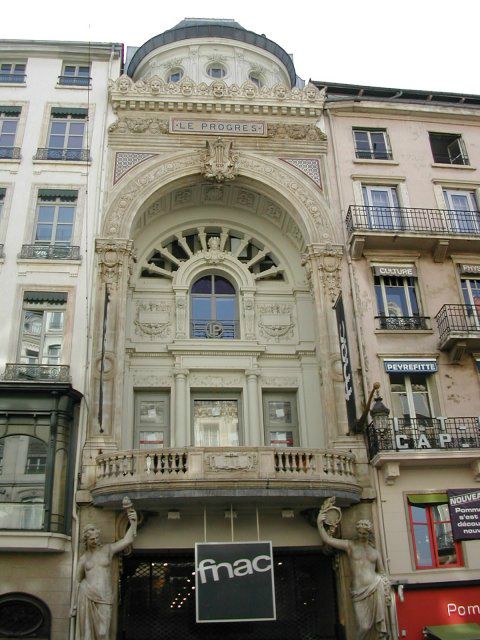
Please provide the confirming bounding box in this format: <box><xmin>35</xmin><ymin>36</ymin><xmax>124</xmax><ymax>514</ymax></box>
<box><xmin>396</xmin><ymin>585</ymin><xmax>480</xmax><ymax>639</ymax></box>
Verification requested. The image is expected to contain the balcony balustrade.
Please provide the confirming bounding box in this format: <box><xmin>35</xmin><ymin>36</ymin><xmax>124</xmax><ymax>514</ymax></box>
<box><xmin>375</xmin><ymin>315</ymin><xmax>429</xmax><ymax>330</ymax></box>
<box><xmin>0</xmin><ymin>147</ymin><xmax>21</xmax><ymax>160</ymax></box>
<box><xmin>2</xmin><ymin>363</ymin><xmax>70</xmax><ymax>383</ymax></box>
<box><xmin>19</xmin><ymin>244</ymin><xmax>81</xmax><ymax>260</ymax></box>
<box><xmin>92</xmin><ymin>447</ymin><xmax>360</xmax><ymax>507</ymax></box>
<box><xmin>34</xmin><ymin>148</ymin><xmax>90</xmax><ymax>162</ymax></box>
<box><xmin>366</xmin><ymin>417</ymin><xmax>480</xmax><ymax>459</ymax></box>
<box><xmin>190</xmin><ymin>319</ymin><xmax>238</xmax><ymax>339</ymax></box>
<box><xmin>346</xmin><ymin>205</ymin><xmax>480</xmax><ymax>260</ymax></box>
<box><xmin>0</xmin><ymin>73</ymin><xmax>26</xmax><ymax>83</ymax></box>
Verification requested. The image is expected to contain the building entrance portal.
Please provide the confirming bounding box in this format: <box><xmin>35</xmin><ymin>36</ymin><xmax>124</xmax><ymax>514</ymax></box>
<box><xmin>118</xmin><ymin>549</ymin><xmax>340</xmax><ymax>639</ymax></box>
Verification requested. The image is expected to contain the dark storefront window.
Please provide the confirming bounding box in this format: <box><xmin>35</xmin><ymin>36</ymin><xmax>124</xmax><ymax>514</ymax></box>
<box><xmin>118</xmin><ymin>550</ymin><xmax>340</xmax><ymax>640</ymax></box>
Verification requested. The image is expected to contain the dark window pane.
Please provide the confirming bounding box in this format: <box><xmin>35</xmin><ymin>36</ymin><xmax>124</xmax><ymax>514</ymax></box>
<box><xmin>214</xmin><ymin>276</ymin><xmax>235</xmax><ymax>294</ymax></box>
<box><xmin>191</xmin><ymin>276</ymin><xmax>212</xmax><ymax>294</ymax></box>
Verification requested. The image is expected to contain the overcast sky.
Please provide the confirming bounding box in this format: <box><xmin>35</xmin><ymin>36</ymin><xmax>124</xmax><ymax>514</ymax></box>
<box><xmin>4</xmin><ymin>0</ymin><xmax>478</xmax><ymax>95</ymax></box>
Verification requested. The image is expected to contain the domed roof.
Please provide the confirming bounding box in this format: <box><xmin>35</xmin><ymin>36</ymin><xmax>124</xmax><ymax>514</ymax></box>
<box><xmin>127</xmin><ymin>18</ymin><xmax>296</xmax><ymax>87</ymax></box>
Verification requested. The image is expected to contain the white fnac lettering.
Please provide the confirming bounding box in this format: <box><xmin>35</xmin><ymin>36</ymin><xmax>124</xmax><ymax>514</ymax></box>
<box><xmin>197</xmin><ymin>554</ymin><xmax>272</xmax><ymax>584</ymax></box>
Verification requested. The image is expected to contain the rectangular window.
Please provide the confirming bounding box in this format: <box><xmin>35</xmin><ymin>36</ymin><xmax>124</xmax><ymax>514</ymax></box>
<box><xmin>389</xmin><ymin>373</ymin><xmax>433</xmax><ymax>424</ymax></box>
<box><xmin>41</xmin><ymin>108</ymin><xmax>88</xmax><ymax>161</ymax></box>
<box><xmin>408</xmin><ymin>495</ymin><xmax>463</xmax><ymax>569</ymax></box>
<box><xmin>59</xmin><ymin>64</ymin><xmax>91</xmax><ymax>87</ymax></box>
<box><xmin>0</xmin><ymin>62</ymin><xmax>26</xmax><ymax>83</ymax></box>
<box><xmin>374</xmin><ymin>270</ymin><xmax>425</xmax><ymax>329</ymax></box>
<box><xmin>193</xmin><ymin>398</ymin><xmax>240</xmax><ymax>446</ymax></box>
<box><xmin>263</xmin><ymin>393</ymin><xmax>299</xmax><ymax>446</ymax></box>
<box><xmin>443</xmin><ymin>189</ymin><xmax>480</xmax><ymax>234</ymax></box>
<box><xmin>34</xmin><ymin>189</ymin><xmax>77</xmax><ymax>247</ymax></box>
<box><xmin>134</xmin><ymin>392</ymin><xmax>170</xmax><ymax>449</ymax></box>
<box><xmin>18</xmin><ymin>292</ymin><xmax>67</xmax><ymax>366</ymax></box>
<box><xmin>362</xmin><ymin>185</ymin><xmax>400</xmax><ymax>229</ymax></box>
<box><xmin>429</xmin><ymin>132</ymin><xmax>469</xmax><ymax>165</ymax></box>
<box><xmin>0</xmin><ymin>106</ymin><xmax>21</xmax><ymax>159</ymax></box>
<box><xmin>353</xmin><ymin>129</ymin><xmax>392</xmax><ymax>160</ymax></box>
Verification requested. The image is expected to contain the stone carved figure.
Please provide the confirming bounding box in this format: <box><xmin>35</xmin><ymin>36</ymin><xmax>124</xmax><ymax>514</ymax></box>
<box><xmin>317</xmin><ymin>500</ymin><xmax>390</xmax><ymax>640</ymax></box>
<box><xmin>71</xmin><ymin>497</ymin><xmax>137</xmax><ymax>640</ymax></box>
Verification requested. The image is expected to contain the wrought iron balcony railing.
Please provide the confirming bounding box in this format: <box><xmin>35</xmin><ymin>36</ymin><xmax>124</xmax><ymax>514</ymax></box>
<box><xmin>354</xmin><ymin>149</ymin><xmax>393</xmax><ymax>161</ymax></box>
<box><xmin>19</xmin><ymin>244</ymin><xmax>81</xmax><ymax>260</ymax></box>
<box><xmin>34</xmin><ymin>148</ymin><xmax>90</xmax><ymax>162</ymax></box>
<box><xmin>435</xmin><ymin>304</ymin><xmax>480</xmax><ymax>343</ymax></box>
<box><xmin>57</xmin><ymin>75</ymin><xmax>91</xmax><ymax>87</ymax></box>
<box><xmin>191</xmin><ymin>319</ymin><xmax>238</xmax><ymax>339</ymax></box>
<box><xmin>0</xmin><ymin>245</ymin><xmax>3</xmax><ymax>259</ymax></box>
<box><xmin>2</xmin><ymin>363</ymin><xmax>70</xmax><ymax>382</ymax></box>
<box><xmin>376</xmin><ymin>315</ymin><xmax>430</xmax><ymax>330</ymax></box>
<box><xmin>0</xmin><ymin>147</ymin><xmax>21</xmax><ymax>160</ymax></box>
<box><xmin>366</xmin><ymin>417</ymin><xmax>480</xmax><ymax>458</ymax></box>
<box><xmin>0</xmin><ymin>73</ymin><xmax>26</xmax><ymax>83</ymax></box>
<box><xmin>346</xmin><ymin>205</ymin><xmax>480</xmax><ymax>237</ymax></box>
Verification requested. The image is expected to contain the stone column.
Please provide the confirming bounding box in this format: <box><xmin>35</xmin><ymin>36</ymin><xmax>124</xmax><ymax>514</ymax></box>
<box><xmin>302</xmin><ymin>243</ymin><xmax>344</xmax><ymax>442</ymax></box>
<box><xmin>90</xmin><ymin>239</ymin><xmax>135</xmax><ymax>448</ymax></box>
<box><xmin>174</xmin><ymin>368</ymin><xmax>189</xmax><ymax>446</ymax></box>
<box><xmin>246</xmin><ymin>369</ymin><xmax>261</xmax><ymax>446</ymax></box>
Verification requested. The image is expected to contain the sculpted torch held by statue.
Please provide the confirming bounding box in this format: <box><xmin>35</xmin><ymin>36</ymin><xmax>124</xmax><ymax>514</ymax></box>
<box><xmin>317</xmin><ymin>503</ymin><xmax>390</xmax><ymax>640</ymax></box>
<box><xmin>71</xmin><ymin>497</ymin><xmax>137</xmax><ymax>640</ymax></box>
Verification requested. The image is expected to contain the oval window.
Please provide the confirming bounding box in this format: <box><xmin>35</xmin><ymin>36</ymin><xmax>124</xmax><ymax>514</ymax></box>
<box><xmin>167</xmin><ymin>68</ymin><xmax>183</xmax><ymax>83</ymax></box>
<box><xmin>206</xmin><ymin>64</ymin><xmax>226</xmax><ymax>79</ymax></box>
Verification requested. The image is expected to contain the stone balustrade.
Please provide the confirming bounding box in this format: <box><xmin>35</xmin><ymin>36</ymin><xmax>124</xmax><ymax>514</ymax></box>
<box><xmin>91</xmin><ymin>447</ymin><xmax>359</xmax><ymax>507</ymax></box>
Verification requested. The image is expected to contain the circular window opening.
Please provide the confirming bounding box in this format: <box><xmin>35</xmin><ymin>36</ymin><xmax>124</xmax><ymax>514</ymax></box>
<box><xmin>248</xmin><ymin>72</ymin><xmax>263</xmax><ymax>88</ymax></box>
<box><xmin>207</xmin><ymin>64</ymin><xmax>226</xmax><ymax>79</ymax></box>
<box><xmin>0</xmin><ymin>593</ymin><xmax>50</xmax><ymax>637</ymax></box>
<box><xmin>167</xmin><ymin>68</ymin><xmax>183</xmax><ymax>83</ymax></box>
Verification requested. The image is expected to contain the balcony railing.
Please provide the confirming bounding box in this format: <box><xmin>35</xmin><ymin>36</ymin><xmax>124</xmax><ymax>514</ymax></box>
<box><xmin>19</xmin><ymin>244</ymin><xmax>81</xmax><ymax>260</ymax></box>
<box><xmin>58</xmin><ymin>75</ymin><xmax>91</xmax><ymax>87</ymax></box>
<box><xmin>375</xmin><ymin>315</ymin><xmax>429</xmax><ymax>330</ymax></box>
<box><xmin>191</xmin><ymin>319</ymin><xmax>238</xmax><ymax>339</ymax></box>
<box><xmin>346</xmin><ymin>205</ymin><xmax>480</xmax><ymax>237</ymax></box>
<box><xmin>436</xmin><ymin>304</ymin><xmax>480</xmax><ymax>343</ymax></box>
<box><xmin>2</xmin><ymin>363</ymin><xmax>70</xmax><ymax>382</ymax></box>
<box><xmin>0</xmin><ymin>73</ymin><xmax>26</xmax><ymax>83</ymax></box>
<box><xmin>0</xmin><ymin>244</ymin><xmax>3</xmax><ymax>259</ymax></box>
<box><xmin>354</xmin><ymin>149</ymin><xmax>393</xmax><ymax>161</ymax></box>
<box><xmin>0</xmin><ymin>147</ymin><xmax>21</xmax><ymax>160</ymax></box>
<box><xmin>34</xmin><ymin>148</ymin><xmax>90</xmax><ymax>162</ymax></box>
<box><xmin>92</xmin><ymin>447</ymin><xmax>359</xmax><ymax>505</ymax></box>
<box><xmin>366</xmin><ymin>417</ymin><xmax>480</xmax><ymax>458</ymax></box>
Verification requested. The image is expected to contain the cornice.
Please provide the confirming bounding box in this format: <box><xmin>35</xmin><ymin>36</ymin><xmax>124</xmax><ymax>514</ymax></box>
<box><xmin>325</xmin><ymin>100</ymin><xmax>480</xmax><ymax>123</ymax></box>
<box><xmin>109</xmin><ymin>75</ymin><xmax>325</xmax><ymax>118</ymax></box>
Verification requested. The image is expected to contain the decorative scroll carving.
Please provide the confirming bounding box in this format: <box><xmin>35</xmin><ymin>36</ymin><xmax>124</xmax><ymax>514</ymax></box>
<box><xmin>188</xmin><ymin>374</ymin><xmax>243</xmax><ymax>388</ymax></box>
<box><xmin>302</xmin><ymin>244</ymin><xmax>344</xmax><ymax>304</ymax></box>
<box><xmin>196</xmin><ymin>236</ymin><xmax>229</xmax><ymax>263</ymax></box>
<box><xmin>134</xmin><ymin>302</ymin><xmax>172</xmax><ymax>338</ymax></box>
<box><xmin>175</xmin><ymin>293</ymin><xmax>187</xmax><ymax>338</ymax></box>
<box><xmin>96</xmin><ymin>239</ymin><xmax>134</xmax><ymax>287</ymax></box>
<box><xmin>109</xmin><ymin>117</ymin><xmax>169</xmax><ymax>135</ymax></box>
<box><xmin>205</xmin><ymin>452</ymin><xmax>258</xmax><ymax>472</ymax></box>
<box><xmin>132</xmin><ymin>373</ymin><xmax>173</xmax><ymax>387</ymax></box>
<box><xmin>243</xmin><ymin>294</ymin><xmax>256</xmax><ymax>340</ymax></box>
<box><xmin>261</xmin><ymin>377</ymin><xmax>299</xmax><ymax>387</ymax></box>
<box><xmin>200</xmin><ymin>138</ymin><xmax>239</xmax><ymax>183</ymax></box>
<box><xmin>257</xmin><ymin>303</ymin><xmax>295</xmax><ymax>342</ymax></box>
<box><xmin>269</xmin><ymin>124</ymin><xmax>326</xmax><ymax>141</ymax></box>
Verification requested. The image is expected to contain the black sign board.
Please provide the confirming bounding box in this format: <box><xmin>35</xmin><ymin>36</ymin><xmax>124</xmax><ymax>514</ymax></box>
<box><xmin>195</xmin><ymin>541</ymin><xmax>276</xmax><ymax>623</ymax></box>
<box><xmin>334</xmin><ymin>295</ymin><xmax>357</xmax><ymax>432</ymax></box>
<box><xmin>448</xmin><ymin>489</ymin><xmax>480</xmax><ymax>541</ymax></box>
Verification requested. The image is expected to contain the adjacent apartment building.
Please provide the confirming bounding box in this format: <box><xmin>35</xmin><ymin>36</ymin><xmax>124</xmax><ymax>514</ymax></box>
<box><xmin>0</xmin><ymin>19</ymin><xmax>479</xmax><ymax>640</ymax></box>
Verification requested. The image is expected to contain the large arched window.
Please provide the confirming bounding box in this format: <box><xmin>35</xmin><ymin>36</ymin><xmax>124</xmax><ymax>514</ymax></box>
<box><xmin>191</xmin><ymin>274</ymin><xmax>237</xmax><ymax>338</ymax></box>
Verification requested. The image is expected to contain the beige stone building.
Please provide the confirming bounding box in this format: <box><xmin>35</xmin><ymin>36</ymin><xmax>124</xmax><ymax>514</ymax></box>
<box><xmin>320</xmin><ymin>81</ymin><xmax>480</xmax><ymax>638</ymax></box>
<box><xmin>1</xmin><ymin>18</ymin><xmax>480</xmax><ymax>640</ymax></box>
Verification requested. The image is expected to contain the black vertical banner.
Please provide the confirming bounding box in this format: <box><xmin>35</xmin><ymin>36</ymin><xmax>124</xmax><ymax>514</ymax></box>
<box><xmin>98</xmin><ymin>284</ymin><xmax>110</xmax><ymax>432</ymax></box>
<box><xmin>334</xmin><ymin>295</ymin><xmax>357</xmax><ymax>432</ymax></box>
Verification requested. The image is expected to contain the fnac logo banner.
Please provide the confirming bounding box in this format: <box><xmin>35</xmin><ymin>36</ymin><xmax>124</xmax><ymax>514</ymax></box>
<box><xmin>195</xmin><ymin>541</ymin><xmax>276</xmax><ymax>623</ymax></box>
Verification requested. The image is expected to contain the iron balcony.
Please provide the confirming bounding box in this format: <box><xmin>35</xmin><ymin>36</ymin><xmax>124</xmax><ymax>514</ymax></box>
<box><xmin>375</xmin><ymin>315</ymin><xmax>430</xmax><ymax>330</ymax></box>
<box><xmin>0</xmin><ymin>147</ymin><xmax>21</xmax><ymax>160</ymax></box>
<box><xmin>19</xmin><ymin>244</ymin><xmax>81</xmax><ymax>260</ymax></box>
<box><xmin>0</xmin><ymin>73</ymin><xmax>26</xmax><ymax>83</ymax></box>
<box><xmin>366</xmin><ymin>417</ymin><xmax>480</xmax><ymax>459</ymax></box>
<box><xmin>346</xmin><ymin>205</ymin><xmax>480</xmax><ymax>261</ymax></box>
<box><xmin>57</xmin><ymin>75</ymin><xmax>91</xmax><ymax>87</ymax></box>
<box><xmin>34</xmin><ymin>148</ymin><xmax>90</xmax><ymax>162</ymax></box>
<box><xmin>2</xmin><ymin>363</ymin><xmax>71</xmax><ymax>383</ymax></box>
<box><xmin>435</xmin><ymin>304</ymin><xmax>480</xmax><ymax>359</ymax></box>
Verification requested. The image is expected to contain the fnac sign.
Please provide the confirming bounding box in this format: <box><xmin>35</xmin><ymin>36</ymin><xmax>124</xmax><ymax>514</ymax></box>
<box><xmin>195</xmin><ymin>541</ymin><xmax>276</xmax><ymax>623</ymax></box>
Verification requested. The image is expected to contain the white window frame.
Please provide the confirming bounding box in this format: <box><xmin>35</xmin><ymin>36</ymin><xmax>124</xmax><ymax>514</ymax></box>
<box><xmin>0</xmin><ymin>62</ymin><xmax>26</xmax><ymax>83</ymax></box>
<box><xmin>134</xmin><ymin>392</ymin><xmax>170</xmax><ymax>449</ymax></box>
<box><xmin>362</xmin><ymin>184</ymin><xmax>401</xmax><ymax>229</ymax></box>
<box><xmin>34</xmin><ymin>192</ymin><xmax>77</xmax><ymax>247</ymax></box>
<box><xmin>353</xmin><ymin>129</ymin><xmax>392</xmax><ymax>160</ymax></box>
<box><xmin>388</xmin><ymin>372</ymin><xmax>436</xmax><ymax>422</ymax></box>
<box><xmin>262</xmin><ymin>392</ymin><xmax>299</xmax><ymax>447</ymax></box>
<box><xmin>191</xmin><ymin>393</ymin><xmax>242</xmax><ymax>447</ymax></box>
<box><xmin>0</xmin><ymin>106</ymin><xmax>21</xmax><ymax>157</ymax></box>
<box><xmin>47</xmin><ymin>112</ymin><xmax>86</xmax><ymax>156</ymax></box>
<box><xmin>18</xmin><ymin>295</ymin><xmax>67</xmax><ymax>366</ymax></box>
<box><xmin>443</xmin><ymin>189</ymin><xmax>480</xmax><ymax>233</ymax></box>
<box><xmin>59</xmin><ymin>63</ymin><xmax>91</xmax><ymax>87</ymax></box>
<box><xmin>429</xmin><ymin>132</ymin><xmax>469</xmax><ymax>165</ymax></box>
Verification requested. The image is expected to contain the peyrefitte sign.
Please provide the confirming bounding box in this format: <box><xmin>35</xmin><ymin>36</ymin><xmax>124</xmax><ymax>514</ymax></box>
<box><xmin>195</xmin><ymin>541</ymin><xmax>276</xmax><ymax>622</ymax></box>
<box><xmin>170</xmin><ymin>118</ymin><xmax>267</xmax><ymax>136</ymax></box>
<box><xmin>448</xmin><ymin>489</ymin><xmax>480</xmax><ymax>541</ymax></box>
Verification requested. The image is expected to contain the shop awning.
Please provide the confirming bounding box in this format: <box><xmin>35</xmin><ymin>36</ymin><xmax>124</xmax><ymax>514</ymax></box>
<box><xmin>424</xmin><ymin>623</ymin><xmax>480</xmax><ymax>640</ymax></box>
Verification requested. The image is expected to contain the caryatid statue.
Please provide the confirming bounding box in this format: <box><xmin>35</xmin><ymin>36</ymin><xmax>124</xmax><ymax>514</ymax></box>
<box><xmin>71</xmin><ymin>496</ymin><xmax>137</xmax><ymax>640</ymax></box>
<box><xmin>317</xmin><ymin>498</ymin><xmax>391</xmax><ymax>640</ymax></box>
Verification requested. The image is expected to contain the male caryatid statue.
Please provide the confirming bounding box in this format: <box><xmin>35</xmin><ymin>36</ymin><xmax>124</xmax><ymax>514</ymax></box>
<box><xmin>317</xmin><ymin>506</ymin><xmax>390</xmax><ymax>640</ymax></box>
<box><xmin>71</xmin><ymin>497</ymin><xmax>137</xmax><ymax>640</ymax></box>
